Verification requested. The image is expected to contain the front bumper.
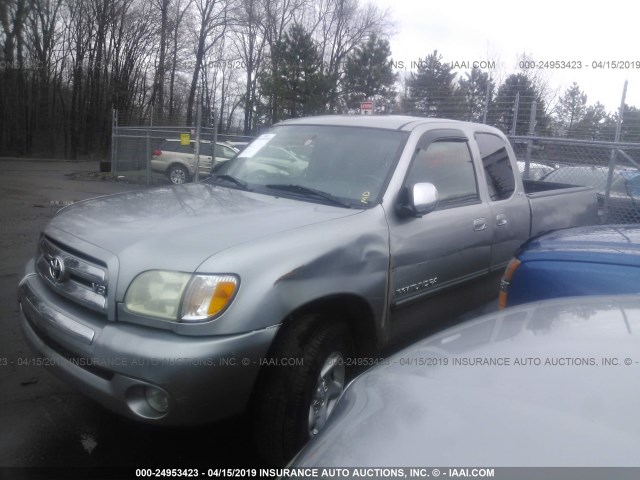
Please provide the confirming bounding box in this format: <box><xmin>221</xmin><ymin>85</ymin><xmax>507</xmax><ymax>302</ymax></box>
<box><xmin>18</xmin><ymin>261</ymin><xmax>279</xmax><ymax>425</ymax></box>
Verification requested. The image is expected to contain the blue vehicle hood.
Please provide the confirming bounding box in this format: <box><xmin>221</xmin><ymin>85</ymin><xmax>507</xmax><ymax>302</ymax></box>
<box><xmin>518</xmin><ymin>225</ymin><xmax>640</xmax><ymax>265</ymax></box>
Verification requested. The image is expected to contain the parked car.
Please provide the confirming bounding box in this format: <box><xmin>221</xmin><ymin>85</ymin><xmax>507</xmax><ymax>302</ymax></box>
<box><xmin>516</xmin><ymin>160</ymin><xmax>556</xmax><ymax>180</ymax></box>
<box><xmin>18</xmin><ymin>115</ymin><xmax>597</xmax><ymax>465</ymax></box>
<box><xmin>605</xmin><ymin>169</ymin><xmax>640</xmax><ymax>222</ymax></box>
<box><xmin>151</xmin><ymin>139</ymin><xmax>239</xmax><ymax>184</ymax></box>
<box><xmin>499</xmin><ymin>224</ymin><xmax>640</xmax><ymax>308</ymax></box>
<box><xmin>541</xmin><ymin>165</ymin><xmax>640</xmax><ymax>222</ymax></box>
<box><xmin>290</xmin><ymin>295</ymin><xmax>640</xmax><ymax>468</ymax></box>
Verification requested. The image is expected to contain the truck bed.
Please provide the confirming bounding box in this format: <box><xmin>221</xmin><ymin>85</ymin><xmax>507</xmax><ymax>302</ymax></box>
<box><xmin>524</xmin><ymin>180</ymin><xmax>598</xmax><ymax>237</ymax></box>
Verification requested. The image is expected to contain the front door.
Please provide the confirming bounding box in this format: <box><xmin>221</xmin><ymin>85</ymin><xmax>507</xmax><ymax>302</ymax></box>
<box><xmin>388</xmin><ymin>129</ymin><xmax>494</xmax><ymax>341</ymax></box>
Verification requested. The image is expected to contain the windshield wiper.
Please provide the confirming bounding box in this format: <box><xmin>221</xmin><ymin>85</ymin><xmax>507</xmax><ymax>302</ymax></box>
<box><xmin>265</xmin><ymin>184</ymin><xmax>352</xmax><ymax>208</ymax></box>
<box><xmin>211</xmin><ymin>174</ymin><xmax>252</xmax><ymax>191</ymax></box>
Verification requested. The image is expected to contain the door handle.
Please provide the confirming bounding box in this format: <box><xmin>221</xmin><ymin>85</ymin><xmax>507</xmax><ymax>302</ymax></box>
<box><xmin>473</xmin><ymin>218</ymin><xmax>487</xmax><ymax>231</ymax></box>
<box><xmin>496</xmin><ymin>214</ymin><xmax>508</xmax><ymax>226</ymax></box>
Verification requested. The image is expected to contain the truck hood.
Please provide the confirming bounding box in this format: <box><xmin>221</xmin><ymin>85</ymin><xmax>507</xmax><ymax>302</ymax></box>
<box><xmin>47</xmin><ymin>184</ymin><xmax>361</xmax><ymax>272</ymax></box>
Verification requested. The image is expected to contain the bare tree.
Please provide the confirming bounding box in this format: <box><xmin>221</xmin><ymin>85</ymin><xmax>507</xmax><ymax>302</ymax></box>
<box><xmin>59</xmin><ymin>0</ymin><xmax>94</xmax><ymax>157</ymax></box>
<box><xmin>261</xmin><ymin>0</ymin><xmax>306</xmax><ymax>48</ymax></box>
<box><xmin>206</xmin><ymin>41</ymin><xmax>244</xmax><ymax>133</ymax></box>
<box><xmin>233</xmin><ymin>0</ymin><xmax>268</xmax><ymax>134</ymax></box>
<box><xmin>167</xmin><ymin>0</ymin><xmax>194</xmax><ymax>120</ymax></box>
<box><xmin>149</xmin><ymin>0</ymin><xmax>170</xmax><ymax>116</ymax></box>
<box><xmin>0</xmin><ymin>0</ymin><xmax>33</xmax><ymax>154</ymax></box>
<box><xmin>186</xmin><ymin>0</ymin><xmax>231</xmax><ymax>124</ymax></box>
<box><xmin>111</xmin><ymin>1</ymin><xmax>159</xmax><ymax>122</ymax></box>
<box><xmin>25</xmin><ymin>0</ymin><xmax>64</xmax><ymax>152</ymax></box>
<box><xmin>516</xmin><ymin>52</ymin><xmax>560</xmax><ymax>116</ymax></box>
<box><xmin>307</xmin><ymin>0</ymin><xmax>390</xmax><ymax>111</ymax></box>
<box><xmin>1</xmin><ymin>0</ymin><xmax>397</xmax><ymax>158</ymax></box>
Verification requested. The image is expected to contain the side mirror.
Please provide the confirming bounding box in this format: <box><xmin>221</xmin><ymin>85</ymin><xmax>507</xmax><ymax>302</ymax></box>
<box><xmin>397</xmin><ymin>182</ymin><xmax>439</xmax><ymax>217</ymax></box>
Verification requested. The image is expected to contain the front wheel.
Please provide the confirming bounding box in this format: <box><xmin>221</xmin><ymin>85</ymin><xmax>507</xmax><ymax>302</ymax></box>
<box><xmin>308</xmin><ymin>350</ymin><xmax>345</xmax><ymax>437</ymax></box>
<box><xmin>253</xmin><ymin>315</ymin><xmax>353</xmax><ymax>466</ymax></box>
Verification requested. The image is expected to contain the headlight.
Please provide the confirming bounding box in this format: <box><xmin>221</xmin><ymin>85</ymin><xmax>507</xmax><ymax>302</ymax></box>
<box><xmin>124</xmin><ymin>271</ymin><xmax>239</xmax><ymax>323</ymax></box>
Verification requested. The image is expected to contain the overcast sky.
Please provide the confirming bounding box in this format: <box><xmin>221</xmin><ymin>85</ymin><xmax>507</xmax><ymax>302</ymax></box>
<box><xmin>373</xmin><ymin>0</ymin><xmax>639</xmax><ymax>112</ymax></box>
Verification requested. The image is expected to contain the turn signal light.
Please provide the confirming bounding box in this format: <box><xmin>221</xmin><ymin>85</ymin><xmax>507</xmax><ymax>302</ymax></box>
<box><xmin>499</xmin><ymin>258</ymin><xmax>521</xmax><ymax>309</ymax></box>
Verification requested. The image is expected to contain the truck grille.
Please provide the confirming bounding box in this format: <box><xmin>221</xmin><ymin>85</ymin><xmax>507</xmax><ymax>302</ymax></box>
<box><xmin>36</xmin><ymin>236</ymin><xmax>109</xmax><ymax>314</ymax></box>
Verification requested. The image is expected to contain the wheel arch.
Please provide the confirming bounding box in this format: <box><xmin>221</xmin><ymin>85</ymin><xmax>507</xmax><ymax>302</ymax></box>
<box><xmin>166</xmin><ymin>161</ymin><xmax>193</xmax><ymax>175</ymax></box>
<box><xmin>273</xmin><ymin>293</ymin><xmax>379</xmax><ymax>360</ymax></box>
<box><xmin>250</xmin><ymin>293</ymin><xmax>378</xmax><ymax>465</ymax></box>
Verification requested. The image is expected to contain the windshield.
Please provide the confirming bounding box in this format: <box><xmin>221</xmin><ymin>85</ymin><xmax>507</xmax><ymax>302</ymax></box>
<box><xmin>212</xmin><ymin>125</ymin><xmax>408</xmax><ymax>207</ymax></box>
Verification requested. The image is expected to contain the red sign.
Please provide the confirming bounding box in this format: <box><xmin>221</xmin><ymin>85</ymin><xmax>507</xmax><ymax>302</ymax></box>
<box><xmin>360</xmin><ymin>101</ymin><xmax>374</xmax><ymax>114</ymax></box>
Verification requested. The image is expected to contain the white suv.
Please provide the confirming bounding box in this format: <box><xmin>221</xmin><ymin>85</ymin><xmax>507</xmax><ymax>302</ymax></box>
<box><xmin>151</xmin><ymin>139</ymin><xmax>239</xmax><ymax>184</ymax></box>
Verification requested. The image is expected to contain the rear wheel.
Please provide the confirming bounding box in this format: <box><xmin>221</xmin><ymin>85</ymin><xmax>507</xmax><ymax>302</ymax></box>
<box><xmin>253</xmin><ymin>314</ymin><xmax>353</xmax><ymax>466</ymax></box>
<box><xmin>168</xmin><ymin>164</ymin><xmax>190</xmax><ymax>185</ymax></box>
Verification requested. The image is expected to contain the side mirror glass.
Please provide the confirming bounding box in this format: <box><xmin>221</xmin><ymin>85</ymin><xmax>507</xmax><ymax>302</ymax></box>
<box><xmin>398</xmin><ymin>182</ymin><xmax>439</xmax><ymax>217</ymax></box>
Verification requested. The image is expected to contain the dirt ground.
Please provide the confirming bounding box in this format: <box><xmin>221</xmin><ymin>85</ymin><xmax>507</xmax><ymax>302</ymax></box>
<box><xmin>0</xmin><ymin>160</ymin><xmax>256</xmax><ymax>472</ymax></box>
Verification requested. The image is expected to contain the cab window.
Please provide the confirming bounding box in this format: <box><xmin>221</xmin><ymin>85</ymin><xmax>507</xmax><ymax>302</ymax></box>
<box><xmin>406</xmin><ymin>140</ymin><xmax>479</xmax><ymax>209</ymax></box>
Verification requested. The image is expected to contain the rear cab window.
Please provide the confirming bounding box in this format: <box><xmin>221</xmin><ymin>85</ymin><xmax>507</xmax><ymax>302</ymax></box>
<box><xmin>475</xmin><ymin>133</ymin><xmax>516</xmax><ymax>201</ymax></box>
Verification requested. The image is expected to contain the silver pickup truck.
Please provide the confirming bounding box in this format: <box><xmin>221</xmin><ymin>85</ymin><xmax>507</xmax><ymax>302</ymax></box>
<box><xmin>18</xmin><ymin>116</ymin><xmax>597</xmax><ymax>464</ymax></box>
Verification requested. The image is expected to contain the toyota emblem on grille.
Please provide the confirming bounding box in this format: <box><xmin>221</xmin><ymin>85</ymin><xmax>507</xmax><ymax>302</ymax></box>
<box><xmin>49</xmin><ymin>256</ymin><xmax>68</xmax><ymax>282</ymax></box>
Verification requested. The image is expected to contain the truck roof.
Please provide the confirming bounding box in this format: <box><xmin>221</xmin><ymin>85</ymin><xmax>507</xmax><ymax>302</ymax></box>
<box><xmin>276</xmin><ymin>115</ymin><xmax>503</xmax><ymax>134</ymax></box>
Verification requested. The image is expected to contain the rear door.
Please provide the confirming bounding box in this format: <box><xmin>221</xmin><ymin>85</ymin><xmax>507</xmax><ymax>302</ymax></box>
<box><xmin>474</xmin><ymin>132</ymin><xmax>530</xmax><ymax>271</ymax></box>
<box><xmin>197</xmin><ymin>142</ymin><xmax>214</xmax><ymax>175</ymax></box>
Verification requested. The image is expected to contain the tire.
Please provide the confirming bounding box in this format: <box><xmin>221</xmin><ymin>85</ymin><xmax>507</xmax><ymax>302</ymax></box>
<box><xmin>253</xmin><ymin>314</ymin><xmax>354</xmax><ymax>466</ymax></box>
<box><xmin>167</xmin><ymin>164</ymin><xmax>190</xmax><ymax>185</ymax></box>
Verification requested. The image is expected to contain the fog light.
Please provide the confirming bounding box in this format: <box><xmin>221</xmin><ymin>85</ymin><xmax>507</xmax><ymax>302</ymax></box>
<box><xmin>144</xmin><ymin>386</ymin><xmax>169</xmax><ymax>414</ymax></box>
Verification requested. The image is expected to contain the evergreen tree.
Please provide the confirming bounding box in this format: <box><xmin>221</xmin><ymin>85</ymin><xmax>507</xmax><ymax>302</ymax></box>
<box><xmin>405</xmin><ymin>50</ymin><xmax>458</xmax><ymax>118</ymax></box>
<box><xmin>260</xmin><ymin>24</ymin><xmax>330</xmax><ymax>123</ymax></box>
<box><xmin>555</xmin><ymin>82</ymin><xmax>587</xmax><ymax>137</ymax></box>
<box><xmin>458</xmin><ymin>67</ymin><xmax>494</xmax><ymax>122</ymax></box>
<box><xmin>572</xmin><ymin>102</ymin><xmax>611</xmax><ymax>140</ymax></box>
<box><xmin>621</xmin><ymin>105</ymin><xmax>640</xmax><ymax>143</ymax></box>
<box><xmin>342</xmin><ymin>34</ymin><xmax>396</xmax><ymax>113</ymax></box>
<box><xmin>491</xmin><ymin>73</ymin><xmax>551</xmax><ymax>135</ymax></box>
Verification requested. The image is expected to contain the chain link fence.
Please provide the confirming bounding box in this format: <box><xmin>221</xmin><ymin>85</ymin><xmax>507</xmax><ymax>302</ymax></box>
<box><xmin>111</xmin><ymin>114</ymin><xmax>254</xmax><ymax>186</ymax></box>
<box><xmin>510</xmin><ymin>136</ymin><xmax>640</xmax><ymax>224</ymax></box>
